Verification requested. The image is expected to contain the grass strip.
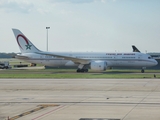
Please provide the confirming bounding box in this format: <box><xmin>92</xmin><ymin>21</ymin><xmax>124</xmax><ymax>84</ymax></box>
<box><xmin>0</xmin><ymin>69</ymin><xmax>159</xmax><ymax>78</ymax></box>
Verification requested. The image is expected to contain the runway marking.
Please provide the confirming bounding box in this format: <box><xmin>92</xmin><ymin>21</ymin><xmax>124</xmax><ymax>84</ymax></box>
<box><xmin>31</xmin><ymin>105</ymin><xmax>65</xmax><ymax>120</ymax></box>
<box><xmin>8</xmin><ymin>104</ymin><xmax>59</xmax><ymax>120</ymax></box>
<box><xmin>121</xmin><ymin>79</ymin><xmax>160</xmax><ymax>120</ymax></box>
<box><xmin>2</xmin><ymin>101</ymin><xmax>160</xmax><ymax>105</ymax></box>
<box><xmin>79</xmin><ymin>118</ymin><xmax>121</xmax><ymax>120</ymax></box>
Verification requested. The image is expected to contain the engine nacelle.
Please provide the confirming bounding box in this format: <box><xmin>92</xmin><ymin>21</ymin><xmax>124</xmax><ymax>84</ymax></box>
<box><xmin>90</xmin><ymin>61</ymin><xmax>107</xmax><ymax>71</ymax></box>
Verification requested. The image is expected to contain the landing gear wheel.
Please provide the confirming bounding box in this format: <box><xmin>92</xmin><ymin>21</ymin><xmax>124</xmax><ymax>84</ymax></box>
<box><xmin>77</xmin><ymin>69</ymin><xmax>81</xmax><ymax>72</ymax></box>
<box><xmin>141</xmin><ymin>69</ymin><xmax>144</xmax><ymax>73</ymax></box>
<box><xmin>76</xmin><ymin>69</ymin><xmax>88</xmax><ymax>73</ymax></box>
<box><xmin>84</xmin><ymin>69</ymin><xmax>88</xmax><ymax>72</ymax></box>
<box><xmin>80</xmin><ymin>69</ymin><xmax>85</xmax><ymax>72</ymax></box>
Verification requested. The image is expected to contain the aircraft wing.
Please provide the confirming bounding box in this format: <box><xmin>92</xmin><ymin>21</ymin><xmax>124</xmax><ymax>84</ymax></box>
<box><xmin>36</xmin><ymin>52</ymin><xmax>90</xmax><ymax>65</ymax></box>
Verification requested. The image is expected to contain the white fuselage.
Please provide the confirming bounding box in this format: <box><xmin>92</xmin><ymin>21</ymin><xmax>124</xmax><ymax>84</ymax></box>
<box><xmin>16</xmin><ymin>52</ymin><xmax>158</xmax><ymax>68</ymax></box>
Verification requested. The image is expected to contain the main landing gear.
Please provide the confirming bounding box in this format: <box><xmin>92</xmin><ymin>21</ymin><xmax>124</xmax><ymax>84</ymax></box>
<box><xmin>77</xmin><ymin>64</ymin><xmax>89</xmax><ymax>73</ymax></box>
<box><xmin>76</xmin><ymin>69</ymin><xmax>88</xmax><ymax>73</ymax></box>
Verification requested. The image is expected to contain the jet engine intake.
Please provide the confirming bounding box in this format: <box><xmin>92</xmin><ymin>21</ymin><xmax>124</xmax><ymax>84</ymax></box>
<box><xmin>90</xmin><ymin>61</ymin><xmax>107</xmax><ymax>71</ymax></box>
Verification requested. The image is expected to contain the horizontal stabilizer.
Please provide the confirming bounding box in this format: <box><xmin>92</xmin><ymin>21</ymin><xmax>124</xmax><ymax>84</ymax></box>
<box><xmin>15</xmin><ymin>55</ymin><xmax>30</xmax><ymax>60</ymax></box>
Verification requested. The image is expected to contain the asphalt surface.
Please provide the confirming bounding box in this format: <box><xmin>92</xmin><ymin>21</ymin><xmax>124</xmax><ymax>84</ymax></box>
<box><xmin>0</xmin><ymin>79</ymin><xmax>160</xmax><ymax>120</ymax></box>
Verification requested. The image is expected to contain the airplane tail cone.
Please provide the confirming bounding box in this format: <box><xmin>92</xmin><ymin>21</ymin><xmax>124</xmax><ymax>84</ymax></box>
<box><xmin>12</xmin><ymin>29</ymin><xmax>41</xmax><ymax>53</ymax></box>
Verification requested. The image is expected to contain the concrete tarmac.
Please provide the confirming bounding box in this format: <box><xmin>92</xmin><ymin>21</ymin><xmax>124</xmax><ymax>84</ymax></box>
<box><xmin>0</xmin><ymin>79</ymin><xmax>160</xmax><ymax>120</ymax></box>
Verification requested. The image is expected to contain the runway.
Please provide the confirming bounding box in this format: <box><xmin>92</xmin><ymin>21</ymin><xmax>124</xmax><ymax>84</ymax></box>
<box><xmin>0</xmin><ymin>79</ymin><xmax>160</xmax><ymax>120</ymax></box>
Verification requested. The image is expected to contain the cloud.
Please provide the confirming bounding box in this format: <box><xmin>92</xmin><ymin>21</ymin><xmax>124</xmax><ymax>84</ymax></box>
<box><xmin>49</xmin><ymin>0</ymin><xmax>96</xmax><ymax>4</ymax></box>
<box><xmin>48</xmin><ymin>0</ymin><xmax>115</xmax><ymax>4</ymax></box>
<box><xmin>0</xmin><ymin>0</ymin><xmax>34</xmax><ymax>13</ymax></box>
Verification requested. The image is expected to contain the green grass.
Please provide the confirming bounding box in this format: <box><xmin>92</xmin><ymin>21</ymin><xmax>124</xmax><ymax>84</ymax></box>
<box><xmin>0</xmin><ymin>69</ymin><xmax>159</xmax><ymax>78</ymax></box>
<box><xmin>0</xmin><ymin>58</ymin><xmax>159</xmax><ymax>78</ymax></box>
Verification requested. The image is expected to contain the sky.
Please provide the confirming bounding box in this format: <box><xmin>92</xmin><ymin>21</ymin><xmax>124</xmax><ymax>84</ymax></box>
<box><xmin>0</xmin><ymin>0</ymin><xmax>160</xmax><ymax>53</ymax></box>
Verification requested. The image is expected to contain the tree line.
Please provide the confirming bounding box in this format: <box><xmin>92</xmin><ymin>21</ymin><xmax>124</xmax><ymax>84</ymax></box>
<box><xmin>0</xmin><ymin>53</ymin><xmax>17</xmax><ymax>58</ymax></box>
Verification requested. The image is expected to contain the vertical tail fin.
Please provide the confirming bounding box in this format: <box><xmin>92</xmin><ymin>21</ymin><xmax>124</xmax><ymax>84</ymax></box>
<box><xmin>12</xmin><ymin>29</ymin><xmax>41</xmax><ymax>53</ymax></box>
<box><xmin>132</xmin><ymin>45</ymin><xmax>141</xmax><ymax>53</ymax></box>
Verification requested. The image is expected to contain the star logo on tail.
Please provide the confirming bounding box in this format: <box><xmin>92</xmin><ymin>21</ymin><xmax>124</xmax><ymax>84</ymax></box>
<box><xmin>25</xmin><ymin>44</ymin><xmax>32</xmax><ymax>50</ymax></box>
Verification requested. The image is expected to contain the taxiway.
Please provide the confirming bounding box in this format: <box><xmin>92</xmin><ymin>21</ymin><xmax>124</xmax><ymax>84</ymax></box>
<box><xmin>0</xmin><ymin>79</ymin><xmax>160</xmax><ymax>120</ymax></box>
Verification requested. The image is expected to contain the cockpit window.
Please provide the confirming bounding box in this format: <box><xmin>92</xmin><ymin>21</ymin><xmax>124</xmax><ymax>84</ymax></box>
<box><xmin>148</xmin><ymin>57</ymin><xmax>152</xmax><ymax>59</ymax></box>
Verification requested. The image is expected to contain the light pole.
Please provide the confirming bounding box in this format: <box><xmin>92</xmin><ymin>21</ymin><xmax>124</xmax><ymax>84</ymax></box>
<box><xmin>46</xmin><ymin>27</ymin><xmax>50</xmax><ymax>51</ymax></box>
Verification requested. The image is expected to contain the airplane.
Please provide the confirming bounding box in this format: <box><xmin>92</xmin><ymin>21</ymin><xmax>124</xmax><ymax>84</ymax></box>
<box><xmin>12</xmin><ymin>28</ymin><xmax>158</xmax><ymax>73</ymax></box>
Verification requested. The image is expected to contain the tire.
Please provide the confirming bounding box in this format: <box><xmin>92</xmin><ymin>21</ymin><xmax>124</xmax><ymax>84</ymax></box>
<box><xmin>84</xmin><ymin>69</ymin><xmax>88</xmax><ymax>72</ymax></box>
<box><xmin>77</xmin><ymin>69</ymin><xmax>81</xmax><ymax>72</ymax></box>
<box><xmin>141</xmin><ymin>69</ymin><xmax>144</xmax><ymax>73</ymax></box>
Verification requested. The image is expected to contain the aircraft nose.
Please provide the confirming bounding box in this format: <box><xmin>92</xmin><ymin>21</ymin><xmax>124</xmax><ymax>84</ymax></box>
<box><xmin>154</xmin><ymin>60</ymin><xmax>158</xmax><ymax>66</ymax></box>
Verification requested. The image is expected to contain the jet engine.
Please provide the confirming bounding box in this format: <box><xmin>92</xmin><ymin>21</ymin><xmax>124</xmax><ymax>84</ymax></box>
<box><xmin>90</xmin><ymin>61</ymin><xmax>107</xmax><ymax>71</ymax></box>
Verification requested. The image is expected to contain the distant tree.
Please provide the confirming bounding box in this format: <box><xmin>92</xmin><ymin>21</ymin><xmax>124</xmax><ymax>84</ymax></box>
<box><xmin>0</xmin><ymin>53</ymin><xmax>17</xmax><ymax>58</ymax></box>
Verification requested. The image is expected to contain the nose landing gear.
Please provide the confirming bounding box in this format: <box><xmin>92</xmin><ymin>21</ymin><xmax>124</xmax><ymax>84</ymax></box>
<box><xmin>141</xmin><ymin>67</ymin><xmax>146</xmax><ymax>73</ymax></box>
<box><xmin>141</xmin><ymin>69</ymin><xmax>145</xmax><ymax>73</ymax></box>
